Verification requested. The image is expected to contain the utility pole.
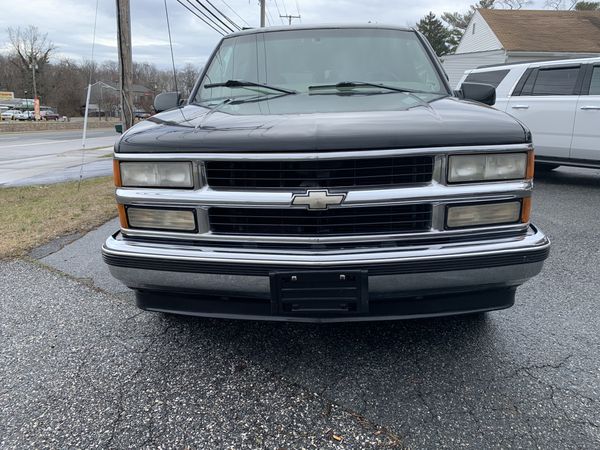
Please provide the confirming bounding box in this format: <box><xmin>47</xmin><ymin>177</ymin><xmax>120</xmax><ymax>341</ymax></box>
<box><xmin>279</xmin><ymin>14</ymin><xmax>301</xmax><ymax>25</ymax></box>
<box><xmin>30</xmin><ymin>59</ymin><xmax>38</xmax><ymax>101</ymax></box>
<box><xmin>260</xmin><ymin>0</ymin><xmax>266</xmax><ymax>27</ymax></box>
<box><xmin>29</xmin><ymin>58</ymin><xmax>39</xmax><ymax>120</ymax></box>
<box><xmin>116</xmin><ymin>0</ymin><xmax>134</xmax><ymax>130</ymax></box>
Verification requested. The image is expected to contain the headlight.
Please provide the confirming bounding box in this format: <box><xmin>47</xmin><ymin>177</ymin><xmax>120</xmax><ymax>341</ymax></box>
<box><xmin>119</xmin><ymin>161</ymin><xmax>194</xmax><ymax>188</ymax></box>
<box><xmin>446</xmin><ymin>201</ymin><xmax>522</xmax><ymax>228</ymax></box>
<box><xmin>126</xmin><ymin>207</ymin><xmax>197</xmax><ymax>231</ymax></box>
<box><xmin>448</xmin><ymin>153</ymin><xmax>528</xmax><ymax>183</ymax></box>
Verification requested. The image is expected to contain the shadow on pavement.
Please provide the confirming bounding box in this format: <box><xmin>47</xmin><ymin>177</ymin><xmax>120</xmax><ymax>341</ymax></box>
<box><xmin>534</xmin><ymin>166</ymin><xmax>600</xmax><ymax>188</ymax></box>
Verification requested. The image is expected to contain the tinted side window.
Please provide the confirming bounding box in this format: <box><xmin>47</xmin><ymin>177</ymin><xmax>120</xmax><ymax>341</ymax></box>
<box><xmin>464</xmin><ymin>69</ymin><xmax>510</xmax><ymax>88</ymax></box>
<box><xmin>513</xmin><ymin>69</ymin><xmax>535</xmax><ymax>96</ymax></box>
<box><xmin>531</xmin><ymin>67</ymin><xmax>580</xmax><ymax>95</ymax></box>
<box><xmin>588</xmin><ymin>66</ymin><xmax>600</xmax><ymax>95</ymax></box>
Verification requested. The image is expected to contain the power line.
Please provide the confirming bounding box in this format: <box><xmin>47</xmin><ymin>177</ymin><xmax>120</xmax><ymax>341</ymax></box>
<box><xmin>189</xmin><ymin>0</ymin><xmax>233</xmax><ymax>34</ymax></box>
<box><xmin>295</xmin><ymin>0</ymin><xmax>301</xmax><ymax>22</ymax></box>
<box><xmin>217</xmin><ymin>0</ymin><xmax>250</xmax><ymax>27</ymax></box>
<box><xmin>176</xmin><ymin>0</ymin><xmax>226</xmax><ymax>35</ymax></box>
<box><xmin>178</xmin><ymin>0</ymin><xmax>241</xmax><ymax>36</ymax></box>
<box><xmin>280</xmin><ymin>0</ymin><xmax>300</xmax><ymax>24</ymax></box>
<box><xmin>279</xmin><ymin>13</ymin><xmax>300</xmax><ymax>25</ymax></box>
<box><xmin>193</xmin><ymin>0</ymin><xmax>236</xmax><ymax>33</ymax></box>
<box><xmin>204</xmin><ymin>0</ymin><xmax>241</xmax><ymax>30</ymax></box>
<box><xmin>273</xmin><ymin>0</ymin><xmax>285</xmax><ymax>25</ymax></box>
<box><xmin>265</xmin><ymin>2</ymin><xmax>276</xmax><ymax>26</ymax></box>
<box><xmin>177</xmin><ymin>0</ymin><xmax>225</xmax><ymax>34</ymax></box>
<box><xmin>279</xmin><ymin>0</ymin><xmax>300</xmax><ymax>25</ymax></box>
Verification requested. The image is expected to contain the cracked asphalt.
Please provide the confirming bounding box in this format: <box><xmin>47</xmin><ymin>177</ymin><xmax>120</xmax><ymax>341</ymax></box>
<box><xmin>1</xmin><ymin>166</ymin><xmax>600</xmax><ymax>449</ymax></box>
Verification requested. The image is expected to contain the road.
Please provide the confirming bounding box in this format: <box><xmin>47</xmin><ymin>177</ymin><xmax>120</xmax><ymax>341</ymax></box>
<box><xmin>0</xmin><ymin>129</ymin><xmax>118</xmax><ymax>186</ymax></box>
<box><xmin>1</xmin><ymin>167</ymin><xmax>600</xmax><ymax>448</ymax></box>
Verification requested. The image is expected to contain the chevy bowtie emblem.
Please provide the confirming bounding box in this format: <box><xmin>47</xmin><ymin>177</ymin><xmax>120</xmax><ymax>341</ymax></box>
<box><xmin>291</xmin><ymin>190</ymin><xmax>346</xmax><ymax>210</ymax></box>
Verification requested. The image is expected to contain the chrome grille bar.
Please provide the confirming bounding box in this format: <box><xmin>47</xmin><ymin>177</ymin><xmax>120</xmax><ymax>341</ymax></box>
<box><xmin>205</xmin><ymin>156</ymin><xmax>434</xmax><ymax>190</ymax></box>
<box><xmin>209</xmin><ymin>205</ymin><xmax>432</xmax><ymax>236</ymax></box>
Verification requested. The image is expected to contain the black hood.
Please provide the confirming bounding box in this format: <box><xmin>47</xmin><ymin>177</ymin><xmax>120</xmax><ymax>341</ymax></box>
<box><xmin>116</xmin><ymin>93</ymin><xmax>530</xmax><ymax>153</ymax></box>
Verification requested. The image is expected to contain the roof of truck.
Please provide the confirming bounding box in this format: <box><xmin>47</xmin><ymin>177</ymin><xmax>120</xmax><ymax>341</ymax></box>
<box><xmin>226</xmin><ymin>24</ymin><xmax>413</xmax><ymax>38</ymax></box>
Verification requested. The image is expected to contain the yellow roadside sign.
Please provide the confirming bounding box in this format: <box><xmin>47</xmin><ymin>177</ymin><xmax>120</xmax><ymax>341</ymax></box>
<box><xmin>0</xmin><ymin>91</ymin><xmax>15</xmax><ymax>100</ymax></box>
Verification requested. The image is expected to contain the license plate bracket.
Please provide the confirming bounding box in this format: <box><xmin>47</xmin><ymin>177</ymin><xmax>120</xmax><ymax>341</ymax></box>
<box><xmin>270</xmin><ymin>270</ymin><xmax>368</xmax><ymax>316</ymax></box>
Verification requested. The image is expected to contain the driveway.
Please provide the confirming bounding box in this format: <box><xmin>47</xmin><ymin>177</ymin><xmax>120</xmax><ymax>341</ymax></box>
<box><xmin>0</xmin><ymin>129</ymin><xmax>117</xmax><ymax>186</ymax></box>
<box><xmin>1</xmin><ymin>167</ymin><xmax>599</xmax><ymax>448</ymax></box>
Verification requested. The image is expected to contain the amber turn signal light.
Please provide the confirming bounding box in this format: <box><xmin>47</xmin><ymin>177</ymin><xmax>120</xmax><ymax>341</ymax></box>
<box><xmin>521</xmin><ymin>197</ymin><xmax>532</xmax><ymax>223</ymax></box>
<box><xmin>117</xmin><ymin>204</ymin><xmax>128</xmax><ymax>228</ymax></box>
<box><xmin>526</xmin><ymin>150</ymin><xmax>535</xmax><ymax>180</ymax></box>
<box><xmin>113</xmin><ymin>159</ymin><xmax>122</xmax><ymax>187</ymax></box>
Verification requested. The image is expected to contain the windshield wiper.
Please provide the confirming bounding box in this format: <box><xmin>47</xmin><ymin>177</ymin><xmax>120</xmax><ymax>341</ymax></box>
<box><xmin>196</xmin><ymin>98</ymin><xmax>232</xmax><ymax>130</ymax></box>
<box><xmin>308</xmin><ymin>81</ymin><xmax>432</xmax><ymax>94</ymax></box>
<box><xmin>204</xmin><ymin>79</ymin><xmax>297</xmax><ymax>95</ymax></box>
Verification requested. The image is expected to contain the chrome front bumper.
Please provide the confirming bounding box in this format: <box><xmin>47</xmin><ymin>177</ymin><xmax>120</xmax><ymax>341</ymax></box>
<box><xmin>102</xmin><ymin>225</ymin><xmax>550</xmax><ymax>321</ymax></box>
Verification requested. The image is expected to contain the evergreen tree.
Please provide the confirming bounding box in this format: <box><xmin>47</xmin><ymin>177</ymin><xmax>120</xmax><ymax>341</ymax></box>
<box><xmin>416</xmin><ymin>12</ymin><xmax>451</xmax><ymax>56</ymax></box>
<box><xmin>574</xmin><ymin>1</ymin><xmax>600</xmax><ymax>9</ymax></box>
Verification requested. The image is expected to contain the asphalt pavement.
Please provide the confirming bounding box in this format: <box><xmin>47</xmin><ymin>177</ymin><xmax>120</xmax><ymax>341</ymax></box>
<box><xmin>1</xmin><ymin>166</ymin><xmax>599</xmax><ymax>448</ymax></box>
<box><xmin>0</xmin><ymin>129</ymin><xmax>118</xmax><ymax>186</ymax></box>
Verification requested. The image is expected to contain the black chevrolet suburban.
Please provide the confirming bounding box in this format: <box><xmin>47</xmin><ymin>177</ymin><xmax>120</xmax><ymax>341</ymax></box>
<box><xmin>102</xmin><ymin>25</ymin><xmax>550</xmax><ymax>322</ymax></box>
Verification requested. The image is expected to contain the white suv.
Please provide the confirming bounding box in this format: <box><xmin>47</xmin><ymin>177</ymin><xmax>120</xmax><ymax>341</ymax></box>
<box><xmin>458</xmin><ymin>57</ymin><xmax>600</xmax><ymax>170</ymax></box>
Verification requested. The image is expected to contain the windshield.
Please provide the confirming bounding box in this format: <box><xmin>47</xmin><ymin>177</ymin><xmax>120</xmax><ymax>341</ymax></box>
<box><xmin>195</xmin><ymin>28</ymin><xmax>446</xmax><ymax>104</ymax></box>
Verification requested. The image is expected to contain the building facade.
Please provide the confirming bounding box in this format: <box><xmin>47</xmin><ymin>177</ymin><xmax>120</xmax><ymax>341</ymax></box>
<box><xmin>442</xmin><ymin>9</ymin><xmax>600</xmax><ymax>88</ymax></box>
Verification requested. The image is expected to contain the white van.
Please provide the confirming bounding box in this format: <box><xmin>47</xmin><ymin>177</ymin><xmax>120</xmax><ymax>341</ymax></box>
<box><xmin>458</xmin><ymin>57</ymin><xmax>600</xmax><ymax>170</ymax></box>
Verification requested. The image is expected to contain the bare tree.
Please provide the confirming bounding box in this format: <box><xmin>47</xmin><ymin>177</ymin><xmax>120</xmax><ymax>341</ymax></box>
<box><xmin>7</xmin><ymin>25</ymin><xmax>55</xmax><ymax>67</ymax></box>
<box><xmin>98</xmin><ymin>60</ymin><xmax>119</xmax><ymax>83</ymax></box>
<box><xmin>45</xmin><ymin>58</ymin><xmax>86</xmax><ymax>116</ymax></box>
<box><xmin>6</xmin><ymin>25</ymin><xmax>55</xmax><ymax>102</ymax></box>
<box><xmin>0</xmin><ymin>54</ymin><xmax>22</xmax><ymax>93</ymax></box>
<box><xmin>0</xmin><ymin>25</ymin><xmax>203</xmax><ymax>116</ymax></box>
<box><xmin>177</xmin><ymin>63</ymin><xmax>201</xmax><ymax>97</ymax></box>
<box><xmin>133</xmin><ymin>62</ymin><xmax>161</xmax><ymax>87</ymax></box>
<box><xmin>497</xmin><ymin>0</ymin><xmax>531</xmax><ymax>8</ymax></box>
<box><xmin>545</xmin><ymin>0</ymin><xmax>578</xmax><ymax>9</ymax></box>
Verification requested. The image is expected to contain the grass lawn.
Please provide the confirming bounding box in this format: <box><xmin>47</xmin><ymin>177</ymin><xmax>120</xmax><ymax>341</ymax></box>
<box><xmin>0</xmin><ymin>177</ymin><xmax>117</xmax><ymax>258</ymax></box>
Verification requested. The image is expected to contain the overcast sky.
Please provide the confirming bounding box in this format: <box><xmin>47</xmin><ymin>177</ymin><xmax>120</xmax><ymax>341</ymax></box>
<box><xmin>0</xmin><ymin>0</ymin><xmax>548</xmax><ymax>68</ymax></box>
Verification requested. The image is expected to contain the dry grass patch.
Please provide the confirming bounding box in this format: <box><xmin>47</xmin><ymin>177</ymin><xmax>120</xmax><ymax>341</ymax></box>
<box><xmin>0</xmin><ymin>177</ymin><xmax>117</xmax><ymax>258</ymax></box>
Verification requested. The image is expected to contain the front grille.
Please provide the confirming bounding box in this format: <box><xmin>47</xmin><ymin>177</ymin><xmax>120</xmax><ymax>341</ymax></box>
<box><xmin>205</xmin><ymin>156</ymin><xmax>434</xmax><ymax>190</ymax></box>
<box><xmin>209</xmin><ymin>205</ymin><xmax>432</xmax><ymax>236</ymax></box>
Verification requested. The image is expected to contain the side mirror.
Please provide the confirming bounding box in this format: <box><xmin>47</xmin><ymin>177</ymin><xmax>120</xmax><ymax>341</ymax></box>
<box><xmin>154</xmin><ymin>92</ymin><xmax>181</xmax><ymax>113</ymax></box>
<box><xmin>457</xmin><ymin>82</ymin><xmax>496</xmax><ymax>106</ymax></box>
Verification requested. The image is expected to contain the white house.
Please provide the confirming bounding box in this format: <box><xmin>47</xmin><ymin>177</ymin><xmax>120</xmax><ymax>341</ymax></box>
<box><xmin>442</xmin><ymin>9</ymin><xmax>600</xmax><ymax>87</ymax></box>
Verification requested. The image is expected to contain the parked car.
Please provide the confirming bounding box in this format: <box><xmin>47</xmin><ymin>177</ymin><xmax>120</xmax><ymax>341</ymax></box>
<box><xmin>134</xmin><ymin>109</ymin><xmax>151</xmax><ymax>119</ymax></box>
<box><xmin>1</xmin><ymin>109</ymin><xmax>20</xmax><ymax>120</ymax></box>
<box><xmin>80</xmin><ymin>104</ymin><xmax>106</xmax><ymax>117</ymax></box>
<box><xmin>40</xmin><ymin>109</ymin><xmax>60</xmax><ymax>121</ymax></box>
<box><xmin>103</xmin><ymin>25</ymin><xmax>550</xmax><ymax>322</ymax></box>
<box><xmin>458</xmin><ymin>57</ymin><xmax>600</xmax><ymax>170</ymax></box>
<box><xmin>15</xmin><ymin>110</ymin><xmax>35</xmax><ymax>121</ymax></box>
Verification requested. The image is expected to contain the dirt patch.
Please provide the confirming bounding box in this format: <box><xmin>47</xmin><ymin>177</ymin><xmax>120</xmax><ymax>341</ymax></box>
<box><xmin>0</xmin><ymin>177</ymin><xmax>117</xmax><ymax>258</ymax></box>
